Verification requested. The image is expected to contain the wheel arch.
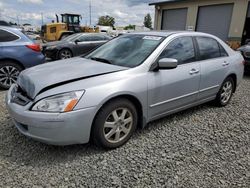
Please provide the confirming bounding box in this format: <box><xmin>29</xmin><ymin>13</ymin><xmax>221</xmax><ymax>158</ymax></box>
<box><xmin>0</xmin><ymin>58</ymin><xmax>25</xmax><ymax>70</ymax></box>
<box><xmin>226</xmin><ymin>73</ymin><xmax>237</xmax><ymax>93</ymax></box>
<box><xmin>93</xmin><ymin>94</ymin><xmax>145</xmax><ymax>130</ymax></box>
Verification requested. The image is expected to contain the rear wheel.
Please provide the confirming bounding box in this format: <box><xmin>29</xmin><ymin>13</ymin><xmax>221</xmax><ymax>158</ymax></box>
<box><xmin>214</xmin><ymin>77</ymin><xmax>234</xmax><ymax>106</ymax></box>
<box><xmin>0</xmin><ymin>61</ymin><xmax>23</xmax><ymax>89</ymax></box>
<box><xmin>58</xmin><ymin>49</ymin><xmax>72</xmax><ymax>60</ymax></box>
<box><xmin>92</xmin><ymin>98</ymin><xmax>138</xmax><ymax>149</ymax></box>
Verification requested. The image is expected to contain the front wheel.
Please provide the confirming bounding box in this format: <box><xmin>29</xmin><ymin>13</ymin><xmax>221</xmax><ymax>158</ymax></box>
<box><xmin>58</xmin><ymin>49</ymin><xmax>72</xmax><ymax>60</ymax></box>
<box><xmin>214</xmin><ymin>77</ymin><xmax>234</xmax><ymax>106</ymax></box>
<box><xmin>92</xmin><ymin>98</ymin><xmax>138</xmax><ymax>149</ymax></box>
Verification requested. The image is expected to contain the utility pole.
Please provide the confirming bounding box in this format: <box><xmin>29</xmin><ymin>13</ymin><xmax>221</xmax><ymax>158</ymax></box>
<box><xmin>41</xmin><ymin>12</ymin><xmax>44</xmax><ymax>26</ymax></box>
<box><xmin>17</xmin><ymin>16</ymin><xmax>19</xmax><ymax>26</ymax></box>
<box><xmin>89</xmin><ymin>0</ymin><xmax>91</xmax><ymax>26</ymax></box>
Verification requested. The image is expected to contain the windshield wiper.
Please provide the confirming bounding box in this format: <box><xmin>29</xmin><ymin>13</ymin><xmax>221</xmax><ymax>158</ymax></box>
<box><xmin>91</xmin><ymin>57</ymin><xmax>112</xmax><ymax>64</ymax></box>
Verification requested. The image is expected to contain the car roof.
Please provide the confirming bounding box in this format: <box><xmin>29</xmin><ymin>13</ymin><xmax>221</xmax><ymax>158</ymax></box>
<box><xmin>128</xmin><ymin>30</ymin><xmax>222</xmax><ymax>39</ymax></box>
<box><xmin>129</xmin><ymin>30</ymin><xmax>194</xmax><ymax>37</ymax></box>
<box><xmin>0</xmin><ymin>25</ymin><xmax>21</xmax><ymax>33</ymax></box>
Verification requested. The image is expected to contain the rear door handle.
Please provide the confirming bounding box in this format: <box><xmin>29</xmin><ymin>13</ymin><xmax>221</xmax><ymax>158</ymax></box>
<box><xmin>222</xmin><ymin>61</ymin><xmax>229</xmax><ymax>66</ymax></box>
<box><xmin>189</xmin><ymin>69</ymin><xmax>199</xmax><ymax>75</ymax></box>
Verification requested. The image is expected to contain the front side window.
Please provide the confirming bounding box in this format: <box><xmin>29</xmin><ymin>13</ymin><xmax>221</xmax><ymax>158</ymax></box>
<box><xmin>0</xmin><ymin>29</ymin><xmax>19</xmax><ymax>42</ymax></box>
<box><xmin>86</xmin><ymin>35</ymin><xmax>164</xmax><ymax>68</ymax></box>
<box><xmin>90</xmin><ymin>35</ymin><xmax>105</xmax><ymax>41</ymax></box>
<box><xmin>159</xmin><ymin>36</ymin><xmax>196</xmax><ymax>65</ymax></box>
<box><xmin>196</xmin><ymin>37</ymin><xmax>221</xmax><ymax>60</ymax></box>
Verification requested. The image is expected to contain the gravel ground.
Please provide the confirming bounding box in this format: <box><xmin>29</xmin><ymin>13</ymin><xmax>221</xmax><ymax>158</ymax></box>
<box><xmin>0</xmin><ymin>76</ymin><xmax>249</xmax><ymax>188</ymax></box>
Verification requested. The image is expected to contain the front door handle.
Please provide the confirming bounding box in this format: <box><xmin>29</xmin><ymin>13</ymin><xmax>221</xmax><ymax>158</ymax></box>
<box><xmin>222</xmin><ymin>61</ymin><xmax>229</xmax><ymax>66</ymax></box>
<box><xmin>189</xmin><ymin>69</ymin><xmax>199</xmax><ymax>75</ymax></box>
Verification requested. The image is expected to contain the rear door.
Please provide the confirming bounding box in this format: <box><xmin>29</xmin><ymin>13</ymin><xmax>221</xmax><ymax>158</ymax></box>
<box><xmin>195</xmin><ymin>36</ymin><xmax>230</xmax><ymax>100</ymax></box>
<box><xmin>148</xmin><ymin>36</ymin><xmax>200</xmax><ymax>119</ymax></box>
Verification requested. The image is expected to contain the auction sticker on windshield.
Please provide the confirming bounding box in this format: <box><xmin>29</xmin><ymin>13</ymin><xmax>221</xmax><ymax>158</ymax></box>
<box><xmin>143</xmin><ymin>36</ymin><xmax>162</xmax><ymax>40</ymax></box>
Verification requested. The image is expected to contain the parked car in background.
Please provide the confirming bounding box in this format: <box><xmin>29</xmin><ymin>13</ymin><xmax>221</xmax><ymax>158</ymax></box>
<box><xmin>42</xmin><ymin>33</ymin><xmax>111</xmax><ymax>60</ymax></box>
<box><xmin>6</xmin><ymin>31</ymin><xmax>244</xmax><ymax>149</ymax></box>
<box><xmin>25</xmin><ymin>31</ymin><xmax>41</xmax><ymax>41</ymax></box>
<box><xmin>0</xmin><ymin>26</ymin><xmax>45</xmax><ymax>89</ymax></box>
<box><xmin>238</xmin><ymin>44</ymin><xmax>250</xmax><ymax>72</ymax></box>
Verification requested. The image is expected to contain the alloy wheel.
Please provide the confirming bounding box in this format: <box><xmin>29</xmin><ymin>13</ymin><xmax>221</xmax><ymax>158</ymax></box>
<box><xmin>103</xmin><ymin>108</ymin><xmax>133</xmax><ymax>144</ymax></box>
<box><xmin>220</xmin><ymin>81</ymin><xmax>233</xmax><ymax>104</ymax></box>
<box><xmin>60</xmin><ymin>50</ymin><xmax>72</xmax><ymax>59</ymax></box>
<box><xmin>0</xmin><ymin>66</ymin><xmax>20</xmax><ymax>88</ymax></box>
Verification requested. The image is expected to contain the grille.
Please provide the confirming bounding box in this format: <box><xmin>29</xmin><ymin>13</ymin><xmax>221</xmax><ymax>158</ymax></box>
<box><xmin>11</xmin><ymin>85</ymin><xmax>31</xmax><ymax>106</ymax></box>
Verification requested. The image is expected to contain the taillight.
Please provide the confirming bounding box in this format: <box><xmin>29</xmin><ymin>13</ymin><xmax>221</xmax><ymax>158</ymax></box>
<box><xmin>26</xmin><ymin>44</ymin><xmax>41</xmax><ymax>52</ymax></box>
<box><xmin>242</xmin><ymin>60</ymin><xmax>246</xmax><ymax>65</ymax></box>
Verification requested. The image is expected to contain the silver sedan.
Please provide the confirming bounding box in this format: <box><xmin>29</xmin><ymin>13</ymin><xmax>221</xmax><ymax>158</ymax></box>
<box><xmin>6</xmin><ymin>31</ymin><xmax>244</xmax><ymax>149</ymax></box>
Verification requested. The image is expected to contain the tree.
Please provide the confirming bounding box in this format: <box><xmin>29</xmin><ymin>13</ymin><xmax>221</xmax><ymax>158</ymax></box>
<box><xmin>144</xmin><ymin>13</ymin><xmax>152</xmax><ymax>29</ymax></box>
<box><xmin>97</xmin><ymin>15</ymin><xmax>115</xmax><ymax>27</ymax></box>
<box><xmin>124</xmin><ymin>24</ymin><xmax>135</xmax><ymax>30</ymax></box>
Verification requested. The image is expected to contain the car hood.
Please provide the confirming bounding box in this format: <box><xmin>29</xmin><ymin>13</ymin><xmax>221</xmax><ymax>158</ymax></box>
<box><xmin>17</xmin><ymin>57</ymin><xmax>128</xmax><ymax>99</ymax></box>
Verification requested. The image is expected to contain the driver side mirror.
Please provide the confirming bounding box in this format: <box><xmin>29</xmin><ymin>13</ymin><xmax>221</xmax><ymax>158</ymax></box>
<box><xmin>158</xmin><ymin>58</ymin><xmax>178</xmax><ymax>70</ymax></box>
<box><xmin>75</xmin><ymin>39</ymin><xmax>80</xmax><ymax>44</ymax></box>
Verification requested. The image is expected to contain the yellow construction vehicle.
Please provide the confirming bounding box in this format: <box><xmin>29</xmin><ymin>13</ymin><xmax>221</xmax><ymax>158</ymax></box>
<box><xmin>41</xmin><ymin>13</ymin><xmax>99</xmax><ymax>42</ymax></box>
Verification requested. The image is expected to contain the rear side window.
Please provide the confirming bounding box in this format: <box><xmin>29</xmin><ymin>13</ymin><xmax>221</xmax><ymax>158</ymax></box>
<box><xmin>159</xmin><ymin>36</ymin><xmax>196</xmax><ymax>65</ymax></box>
<box><xmin>196</xmin><ymin>37</ymin><xmax>221</xmax><ymax>60</ymax></box>
<box><xmin>0</xmin><ymin>29</ymin><xmax>19</xmax><ymax>42</ymax></box>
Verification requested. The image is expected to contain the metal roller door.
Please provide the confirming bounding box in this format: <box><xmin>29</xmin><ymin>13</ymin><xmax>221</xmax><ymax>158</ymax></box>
<box><xmin>196</xmin><ymin>4</ymin><xmax>233</xmax><ymax>41</ymax></box>
<box><xmin>161</xmin><ymin>8</ymin><xmax>188</xmax><ymax>30</ymax></box>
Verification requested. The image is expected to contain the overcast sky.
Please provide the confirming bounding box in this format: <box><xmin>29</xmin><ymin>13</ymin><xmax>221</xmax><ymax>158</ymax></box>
<box><xmin>0</xmin><ymin>0</ymin><xmax>159</xmax><ymax>26</ymax></box>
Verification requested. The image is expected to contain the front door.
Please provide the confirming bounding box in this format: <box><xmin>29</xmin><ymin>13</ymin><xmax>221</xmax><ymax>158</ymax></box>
<box><xmin>148</xmin><ymin>36</ymin><xmax>200</xmax><ymax>119</ymax></box>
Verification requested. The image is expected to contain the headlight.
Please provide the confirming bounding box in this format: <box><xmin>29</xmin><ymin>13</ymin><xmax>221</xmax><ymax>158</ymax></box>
<box><xmin>32</xmin><ymin>91</ymin><xmax>84</xmax><ymax>113</ymax></box>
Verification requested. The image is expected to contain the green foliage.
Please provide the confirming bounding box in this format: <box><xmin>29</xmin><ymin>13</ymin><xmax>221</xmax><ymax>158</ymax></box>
<box><xmin>143</xmin><ymin>13</ymin><xmax>152</xmax><ymax>29</ymax></box>
<box><xmin>97</xmin><ymin>15</ymin><xmax>115</xmax><ymax>27</ymax></box>
<box><xmin>124</xmin><ymin>24</ymin><xmax>135</xmax><ymax>30</ymax></box>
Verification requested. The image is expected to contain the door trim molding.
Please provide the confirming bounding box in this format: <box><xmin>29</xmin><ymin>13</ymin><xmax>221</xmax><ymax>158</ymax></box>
<box><xmin>149</xmin><ymin>85</ymin><xmax>219</xmax><ymax>108</ymax></box>
<box><xmin>150</xmin><ymin>91</ymin><xmax>199</xmax><ymax>108</ymax></box>
<box><xmin>199</xmin><ymin>85</ymin><xmax>220</xmax><ymax>93</ymax></box>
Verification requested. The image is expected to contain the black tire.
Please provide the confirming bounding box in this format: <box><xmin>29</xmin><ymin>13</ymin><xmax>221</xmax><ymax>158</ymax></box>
<box><xmin>92</xmin><ymin>98</ymin><xmax>138</xmax><ymax>149</ymax></box>
<box><xmin>213</xmin><ymin>77</ymin><xmax>234</xmax><ymax>107</ymax></box>
<box><xmin>0</xmin><ymin>61</ymin><xmax>23</xmax><ymax>89</ymax></box>
<box><xmin>58</xmin><ymin>49</ymin><xmax>73</xmax><ymax>60</ymax></box>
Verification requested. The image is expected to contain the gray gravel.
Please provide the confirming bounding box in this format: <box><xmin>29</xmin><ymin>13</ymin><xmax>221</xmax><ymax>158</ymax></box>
<box><xmin>0</xmin><ymin>76</ymin><xmax>250</xmax><ymax>188</ymax></box>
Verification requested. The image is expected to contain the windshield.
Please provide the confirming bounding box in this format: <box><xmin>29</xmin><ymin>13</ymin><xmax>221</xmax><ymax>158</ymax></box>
<box><xmin>62</xmin><ymin>33</ymin><xmax>81</xmax><ymax>41</ymax></box>
<box><xmin>86</xmin><ymin>34</ymin><xmax>164</xmax><ymax>68</ymax></box>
